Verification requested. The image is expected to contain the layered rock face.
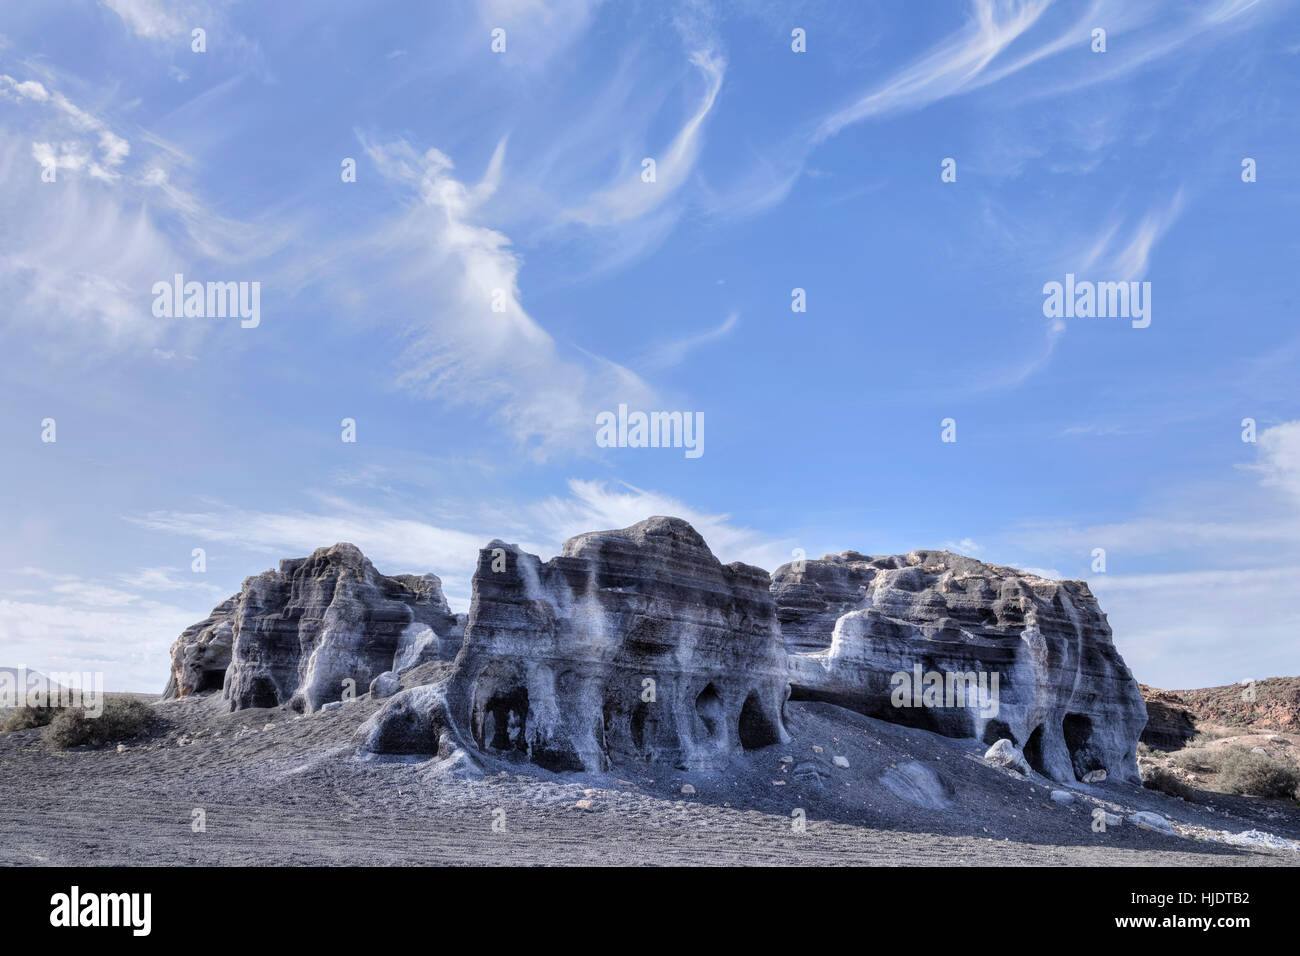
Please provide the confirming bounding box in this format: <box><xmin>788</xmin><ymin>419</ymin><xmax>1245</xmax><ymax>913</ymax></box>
<box><xmin>1138</xmin><ymin>685</ymin><xmax>1198</xmax><ymax>750</ymax></box>
<box><xmin>775</xmin><ymin>551</ymin><xmax>1147</xmax><ymax>784</ymax></box>
<box><xmin>162</xmin><ymin>544</ymin><xmax>459</xmax><ymax>713</ymax></box>
<box><xmin>161</xmin><ymin>596</ymin><xmax>238</xmax><ymax>700</ymax></box>
<box><xmin>168</xmin><ymin>521</ymin><xmax>1150</xmax><ymax>788</ymax></box>
<box><xmin>362</xmin><ymin>517</ymin><xmax>790</xmax><ymax>771</ymax></box>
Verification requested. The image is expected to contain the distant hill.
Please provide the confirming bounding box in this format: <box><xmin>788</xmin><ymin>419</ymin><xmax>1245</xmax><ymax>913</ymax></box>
<box><xmin>1140</xmin><ymin>677</ymin><xmax>1300</xmax><ymax>748</ymax></box>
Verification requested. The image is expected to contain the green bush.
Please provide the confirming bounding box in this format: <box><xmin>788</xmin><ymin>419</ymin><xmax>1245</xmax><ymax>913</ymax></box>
<box><xmin>1141</xmin><ymin>764</ymin><xmax>1196</xmax><ymax>800</ymax></box>
<box><xmin>1218</xmin><ymin>748</ymin><xmax>1300</xmax><ymax>799</ymax></box>
<box><xmin>1</xmin><ymin>705</ymin><xmax>57</xmax><ymax>733</ymax></box>
<box><xmin>43</xmin><ymin>698</ymin><xmax>154</xmax><ymax>749</ymax></box>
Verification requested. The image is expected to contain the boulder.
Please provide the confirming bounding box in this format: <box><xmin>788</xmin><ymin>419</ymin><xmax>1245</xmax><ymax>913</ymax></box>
<box><xmin>985</xmin><ymin>738</ymin><xmax>1032</xmax><ymax>775</ymax></box>
<box><xmin>775</xmin><ymin>550</ymin><xmax>1146</xmax><ymax>784</ymax></box>
<box><xmin>1128</xmin><ymin>811</ymin><xmax>1177</xmax><ymax>835</ymax></box>
<box><xmin>879</xmin><ymin>761</ymin><xmax>954</xmax><ymax>810</ymax></box>
<box><xmin>355</xmin><ymin>684</ymin><xmax>456</xmax><ymax>756</ymax></box>
<box><xmin>162</xmin><ymin>543</ymin><xmax>459</xmax><ymax>713</ymax></box>
<box><xmin>369</xmin><ymin>671</ymin><xmax>402</xmax><ymax>699</ymax></box>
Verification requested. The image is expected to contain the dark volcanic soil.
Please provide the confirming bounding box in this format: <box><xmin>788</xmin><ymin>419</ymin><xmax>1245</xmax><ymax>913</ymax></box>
<box><xmin>2</xmin><ymin>689</ymin><xmax>1298</xmax><ymax>866</ymax></box>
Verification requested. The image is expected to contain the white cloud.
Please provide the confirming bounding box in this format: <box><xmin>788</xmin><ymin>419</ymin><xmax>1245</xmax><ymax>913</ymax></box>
<box><xmin>639</xmin><ymin>311</ymin><xmax>739</xmax><ymax>371</ymax></box>
<box><xmin>127</xmin><ymin>479</ymin><xmax>798</xmax><ymax>613</ymax></box>
<box><xmin>309</xmin><ymin>138</ymin><xmax>657</xmax><ymax>457</ymax></box>
<box><xmin>0</xmin><ymin>564</ymin><xmax>231</xmax><ymax>691</ymax></box>
<box><xmin>816</xmin><ymin>0</ymin><xmax>1051</xmax><ymax>140</ymax></box>
<box><xmin>1255</xmin><ymin>420</ymin><xmax>1300</xmax><ymax>503</ymax></box>
<box><xmin>527</xmin><ymin>478</ymin><xmax>795</xmax><ymax>571</ymax></box>
<box><xmin>1</xmin><ymin>74</ymin><xmax>130</xmax><ymax>180</ymax></box>
<box><xmin>100</xmin><ymin>0</ymin><xmax>189</xmax><ymax>40</ymax></box>
<box><xmin>814</xmin><ymin>0</ymin><xmax>1284</xmax><ymax>144</ymax></box>
<box><xmin>126</xmin><ymin>496</ymin><xmax>496</xmax><ymax>609</ymax></box>
<box><xmin>569</xmin><ymin>48</ymin><xmax>725</xmax><ymax>227</ymax></box>
<box><xmin>1081</xmin><ymin>190</ymin><xmax>1186</xmax><ymax>281</ymax></box>
<box><xmin>1092</xmin><ymin>566</ymin><xmax>1300</xmax><ymax>688</ymax></box>
<box><xmin>0</xmin><ymin>72</ymin><xmax>289</xmax><ymax>355</ymax></box>
<box><xmin>0</xmin><ymin>597</ymin><xmax>198</xmax><ymax>692</ymax></box>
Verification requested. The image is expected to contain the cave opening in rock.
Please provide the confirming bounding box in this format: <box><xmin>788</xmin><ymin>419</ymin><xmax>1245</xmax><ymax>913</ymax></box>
<box><xmin>246</xmin><ymin>676</ymin><xmax>279</xmax><ymax>710</ymax></box>
<box><xmin>1063</xmin><ymin>712</ymin><xmax>1103</xmax><ymax>778</ymax></box>
<box><xmin>630</xmin><ymin>700</ymin><xmax>649</xmax><ymax>753</ymax></box>
<box><xmin>1023</xmin><ymin>723</ymin><xmax>1046</xmax><ymax>775</ymax></box>
<box><xmin>981</xmin><ymin>719</ymin><xmax>1014</xmax><ymax>747</ymax></box>
<box><xmin>695</xmin><ymin>683</ymin><xmax>723</xmax><ymax>741</ymax></box>
<box><xmin>196</xmin><ymin>669</ymin><xmax>226</xmax><ymax>693</ymax></box>
<box><xmin>482</xmin><ymin>685</ymin><xmax>529</xmax><ymax>753</ymax></box>
<box><xmin>738</xmin><ymin>691</ymin><xmax>780</xmax><ymax>751</ymax></box>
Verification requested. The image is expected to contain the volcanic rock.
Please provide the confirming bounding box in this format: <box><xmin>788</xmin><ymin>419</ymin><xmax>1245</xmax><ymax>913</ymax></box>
<box><xmin>879</xmin><ymin>760</ymin><xmax>953</xmax><ymax>810</ymax></box>
<box><xmin>985</xmin><ymin>738</ymin><xmax>1031</xmax><ymax>775</ymax></box>
<box><xmin>162</xmin><ymin>543</ymin><xmax>458</xmax><ymax>713</ymax></box>
<box><xmin>364</xmin><ymin>517</ymin><xmax>790</xmax><ymax>771</ymax></box>
<box><xmin>161</xmin><ymin>596</ymin><xmax>238</xmax><ymax>700</ymax></box>
<box><xmin>775</xmin><ymin>550</ymin><xmax>1146</xmax><ymax>784</ymax></box>
<box><xmin>1138</xmin><ymin>684</ymin><xmax>1198</xmax><ymax>750</ymax></box>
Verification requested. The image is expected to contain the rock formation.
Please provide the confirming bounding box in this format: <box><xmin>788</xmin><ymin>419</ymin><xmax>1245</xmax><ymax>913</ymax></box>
<box><xmin>164</xmin><ymin>520</ymin><xmax>1151</xmax><ymax>789</ymax></box>
<box><xmin>360</xmin><ymin>517</ymin><xmax>791</xmax><ymax>771</ymax></box>
<box><xmin>161</xmin><ymin>597</ymin><xmax>238</xmax><ymax>700</ymax></box>
<box><xmin>162</xmin><ymin>543</ymin><xmax>460</xmax><ymax>713</ymax></box>
<box><xmin>774</xmin><ymin>550</ymin><xmax>1147</xmax><ymax>784</ymax></box>
<box><xmin>1138</xmin><ymin>684</ymin><xmax>1198</xmax><ymax>750</ymax></box>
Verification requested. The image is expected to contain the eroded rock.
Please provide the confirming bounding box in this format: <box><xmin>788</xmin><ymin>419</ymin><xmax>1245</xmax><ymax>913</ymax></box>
<box><xmin>775</xmin><ymin>550</ymin><xmax>1146</xmax><ymax>784</ymax></box>
<box><xmin>985</xmin><ymin>738</ymin><xmax>1032</xmax><ymax>775</ymax></box>
<box><xmin>162</xmin><ymin>543</ymin><xmax>458</xmax><ymax>713</ymax></box>
<box><xmin>879</xmin><ymin>760</ymin><xmax>953</xmax><ymax>810</ymax></box>
<box><xmin>366</xmin><ymin>517</ymin><xmax>790</xmax><ymax>771</ymax></box>
<box><xmin>161</xmin><ymin>596</ymin><xmax>238</xmax><ymax>700</ymax></box>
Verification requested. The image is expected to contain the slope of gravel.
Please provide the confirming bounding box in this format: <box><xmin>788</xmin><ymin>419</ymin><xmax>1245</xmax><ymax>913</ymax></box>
<box><xmin>1</xmin><ymin>692</ymin><xmax>1297</xmax><ymax>866</ymax></box>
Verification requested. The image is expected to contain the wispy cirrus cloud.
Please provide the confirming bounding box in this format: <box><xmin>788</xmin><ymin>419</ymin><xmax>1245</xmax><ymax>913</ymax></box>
<box><xmin>1080</xmin><ymin>189</ymin><xmax>1187</xmax><ymax>281</ymax></box>
<box><xmin>638</xmin><ymin>311</ymin><xmax>739</xmax><ymax>371</ymax></box>
<box><xmin>100</xmin><ymin>0</ymin><xmax>188</xmax><ymax>40</ymax></box>
<box><xmin>0</xmin><ymin>68</ymin><xmax>288</xmax><ymax>356</ymax></box>
<box><xmin>568</xmin><ymin>47</ymin><xmax>725</xmax><ymax>227</ymax></box>
<box><xmin>816</xmin><ymin>0</ymin><xmax>1052</xmax><ymax>140</ymax></box>
<box><xmin>287</xmin><ymin>137</ymin><xmax>656</xmax><ymax>458</ymax></box>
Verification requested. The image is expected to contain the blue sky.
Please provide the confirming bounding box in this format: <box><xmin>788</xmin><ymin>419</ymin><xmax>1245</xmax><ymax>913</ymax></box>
<box><xmin>2</xmin><ymin>0</ymin><xmax>1298</xmax><ymax>691</ymax></box>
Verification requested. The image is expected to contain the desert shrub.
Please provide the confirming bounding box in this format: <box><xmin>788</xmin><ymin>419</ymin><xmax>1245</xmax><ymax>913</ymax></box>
<box><xmin>1141</xmin><ymin>764</ymin><xmax>1196</xmax><ymax>800</ymax></box>
<box><xmin>1170</xmin><ymin>748</ymin><xmax>1224</xmax><ymax>774</ymax></box>
<box><xmin>1218</xmin><ymin>748</ymin><xmax>1300</xmax><ymax>799</ymax></box>
<box><xmin>1189</xmin><ymin>729</ymin><xmax>1231</xmax><ymax>747</ymax></box>
<box><xmin>43</xmin><ymin>698</ymin><xmax>154</xmax><ymax>749</ymax></box>
<box><xmin>1</xmin><ymin>705</ymin><xmax>56</xmax><ymax>732</ymax></box>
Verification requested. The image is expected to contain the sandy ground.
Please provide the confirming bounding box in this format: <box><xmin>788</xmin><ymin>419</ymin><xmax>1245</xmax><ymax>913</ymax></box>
<box><xmin>2</xmin><ymin>691</ymin><xmax>1298</xmax><ymax>866</ymax></box>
